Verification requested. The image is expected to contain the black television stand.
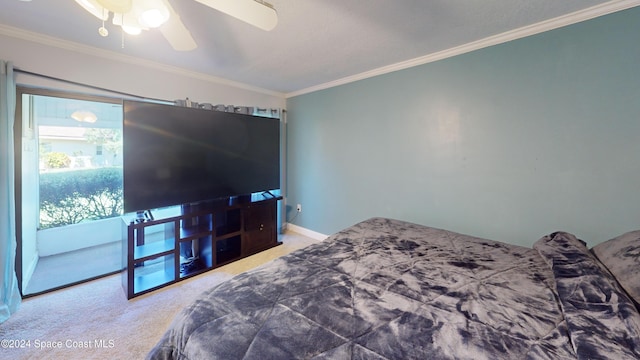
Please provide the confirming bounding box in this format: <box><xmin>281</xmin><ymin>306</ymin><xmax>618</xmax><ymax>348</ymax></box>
<box><xmin>121</xmin><ymin>194</ymin><xmax>282</xmax><ymax>299</ymax></box>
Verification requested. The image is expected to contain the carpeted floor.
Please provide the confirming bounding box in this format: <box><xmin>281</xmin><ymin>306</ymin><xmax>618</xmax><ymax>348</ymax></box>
<box><xmin>0</xmin><ymin>231</ymin><xmax>318</xmax><ymax>360</ymax></box>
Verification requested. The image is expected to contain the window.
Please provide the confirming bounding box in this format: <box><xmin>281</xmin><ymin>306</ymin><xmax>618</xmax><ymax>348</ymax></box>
<box><xmin>40</xmin><ymin>142</ymin><xmax>52</xmax><ymax>153</ymax></box>
<box><xmin>35</xmin><ymin>96</ymin><xmax>123</xmax><ymax>229</ymax></box>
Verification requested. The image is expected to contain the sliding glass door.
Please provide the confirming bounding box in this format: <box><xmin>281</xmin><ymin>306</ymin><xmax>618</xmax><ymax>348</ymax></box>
<box><xmin>16</xmin><ymin>88</ymin><xmax>123</xmax><ymax>295</ymax></box>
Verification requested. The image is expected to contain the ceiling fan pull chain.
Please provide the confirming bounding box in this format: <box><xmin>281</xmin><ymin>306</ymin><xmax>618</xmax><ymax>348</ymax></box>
<box><xmin>98</xmin><ymin>8</ymin><xmax>109</xmax><ymax>37</ymax></box>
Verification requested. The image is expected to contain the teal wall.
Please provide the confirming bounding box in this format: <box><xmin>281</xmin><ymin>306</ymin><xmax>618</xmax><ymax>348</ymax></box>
<box><xmin>285</xmin><ymin>7</ymin><xmax>640</xmax><ymax>247</ymax></box>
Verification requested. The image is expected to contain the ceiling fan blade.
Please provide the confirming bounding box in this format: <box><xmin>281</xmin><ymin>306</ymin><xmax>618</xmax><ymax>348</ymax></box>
<box><xmin>160</xmin><ymin>15</ymin><xmax>197</xmax><ymax>51</ymax></box>
<box><xmin>193</xmin><ymin>0</ymin><xmax>278</xmax><ymax>31</ymax></box>
<box><xmin>159</xmin><ymin>1</ymin><xmax>197</xmax><ymax>51</ymax></box>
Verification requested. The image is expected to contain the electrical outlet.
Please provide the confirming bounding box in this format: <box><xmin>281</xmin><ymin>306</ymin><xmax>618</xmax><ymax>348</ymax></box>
<box><xmin>296</xmin><ymin>204</ymin><xmax>302</xmax><ymax>212</ymax></box>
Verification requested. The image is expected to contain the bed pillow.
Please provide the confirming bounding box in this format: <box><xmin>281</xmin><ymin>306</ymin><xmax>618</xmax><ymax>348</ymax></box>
<box><xmin>592</xmin><ymin>230</ymin><xmax>640</xmax><ymax>305</ymax></box>
<box><xmin>534</xmin><ymin>231</ymin><xmax>640</xmax><ymax>359</ymax></box>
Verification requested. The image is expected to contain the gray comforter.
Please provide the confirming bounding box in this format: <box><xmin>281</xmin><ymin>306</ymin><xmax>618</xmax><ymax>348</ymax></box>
<box><xmin>147</xmin><ymin>217</ymin><xmax>640</xmax><ymax>359</ymax></box>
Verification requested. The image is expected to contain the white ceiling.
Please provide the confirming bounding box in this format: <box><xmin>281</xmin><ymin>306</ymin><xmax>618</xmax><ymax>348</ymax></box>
<box><xmin>0</xmin><ymin>0</ymin><xmax>636</xmax><ymax>96</ymax></box>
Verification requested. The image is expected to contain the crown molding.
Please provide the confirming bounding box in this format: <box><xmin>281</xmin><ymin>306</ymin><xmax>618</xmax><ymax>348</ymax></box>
<box><xmin>285</xmin><ymin>0</ymin><xmax>640</xmax><ymax>98</ymax></box>
<box><xmin>2</xmin><ymin>0</ymin><xmax>638</xmax><ymax>99</ymax></box>
<box><xmin>0</xmin><ymin>24</ymin><xmax>284</xmax><ymax>98</ymax></box>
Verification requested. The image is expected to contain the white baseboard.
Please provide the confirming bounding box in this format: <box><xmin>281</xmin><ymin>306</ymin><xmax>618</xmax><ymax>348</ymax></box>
<box><xmin>285</xmin><ymin>223</ymin><xmax>329</xmax><ymax>241</ymax></box>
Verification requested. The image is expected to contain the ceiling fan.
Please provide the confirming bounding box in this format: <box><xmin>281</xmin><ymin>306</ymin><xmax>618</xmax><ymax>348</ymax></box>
<box><xmin>74</xmin><ymin>0</ymin><xmax>278</xmax><ymax>51</ymax></box>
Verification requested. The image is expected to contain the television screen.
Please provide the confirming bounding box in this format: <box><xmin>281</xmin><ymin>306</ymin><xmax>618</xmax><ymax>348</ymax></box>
<box><xmin>123</xmin><ymin>100</ymin><xmax>280</xmax><ymax>213</ymax></box>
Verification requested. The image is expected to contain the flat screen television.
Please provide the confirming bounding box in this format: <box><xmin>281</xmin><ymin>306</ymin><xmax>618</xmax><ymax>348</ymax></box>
<box><xmin>123</xmin><ymin>100</ymin><xmax>280</xmax><ymax>213</ymax></box>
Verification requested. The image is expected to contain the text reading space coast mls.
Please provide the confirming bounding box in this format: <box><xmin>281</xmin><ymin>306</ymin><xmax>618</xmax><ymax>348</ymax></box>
<box><xmin>1</xmin><ymin>338</ymin><xmax>116</xmax><ymax>349</ymax></box>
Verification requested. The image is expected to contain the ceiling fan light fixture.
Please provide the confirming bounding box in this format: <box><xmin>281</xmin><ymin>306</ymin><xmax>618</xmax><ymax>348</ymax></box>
<box><xmin>139</xmin><ymin>7</ymin><xmax>170</xmax><ymax>28</ymax></box>
<box><xmin>113</xmin><ymin>11</ymin><xmax>146</xmax><ymax>34</ymax></box>
<box><xmin>75</xmin><ymin>0</ymin><xmax>109</xmax><ymax>20</ymax></box>
<box><xmin>122</xmin><ymin>24</ymin><xmax>142</xmax><ymax>35</ymax></box>
<box><xmin>96</xmin><ymin>0</ymin><xmax>133</xmax><ymax>14</ymax></box>
<box><xmin>76</xmin><ymin>0</ymin><xmax>190</xmax><ymax>50</ymax></box>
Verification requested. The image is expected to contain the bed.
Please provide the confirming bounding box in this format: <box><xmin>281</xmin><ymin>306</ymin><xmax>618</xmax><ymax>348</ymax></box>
<box><xmin>147</xmin><ymin>217</ymin><xmax>640</xmax><ymax>359</ymax></box>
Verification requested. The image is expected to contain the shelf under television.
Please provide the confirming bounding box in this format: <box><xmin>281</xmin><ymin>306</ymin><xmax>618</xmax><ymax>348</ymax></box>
<box><xmin>179</xmin><ymin>225</ymin><xmax>213</xmax><ymax>240</ymax></box>
<box><xmin>133</xmin><ymin>271</ymin><xmax>175</xmax><ymax>295</ymax></box>
<box><xmin>122</xmin><ymin>193</ymin><xmax>282</xmax><ymax>299</ymax></box>
<box><xmin>179</xmin><ymin>264</ymin><xmax>211</xmax><ymax>279</ymax></box>
<box><xmin>215</xmin><ymin>231</ymin><xmax>242</xmax><ymax>241</ymax></box>
<box><xmin>133</xmin><ymin>239</ymin><xmax>175</xmax><ymax>261</ymax></box>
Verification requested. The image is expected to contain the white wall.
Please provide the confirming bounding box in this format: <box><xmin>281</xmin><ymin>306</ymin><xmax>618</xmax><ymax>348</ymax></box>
<box><xmin>37</xmin><ymin>217</ymin><xmax>123</xmax><ymax>256</ymax></box>
<box><xmin>0</xmin><ymin>32</ymin><xmax>285</xmax><ymax>108</ymax></box>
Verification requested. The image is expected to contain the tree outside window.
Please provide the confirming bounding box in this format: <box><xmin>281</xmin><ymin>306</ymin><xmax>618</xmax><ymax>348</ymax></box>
<box><xmin>33</xmin><ymin>95</ymin><xmax>124</xmax><ymax>229</ymax></box>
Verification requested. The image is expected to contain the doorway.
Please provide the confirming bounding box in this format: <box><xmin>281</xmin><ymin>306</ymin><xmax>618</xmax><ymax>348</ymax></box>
<box><xmin>16</xmin><ymin>88</ymin><xmax>124</xmax><ymax>296</ymax></box>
